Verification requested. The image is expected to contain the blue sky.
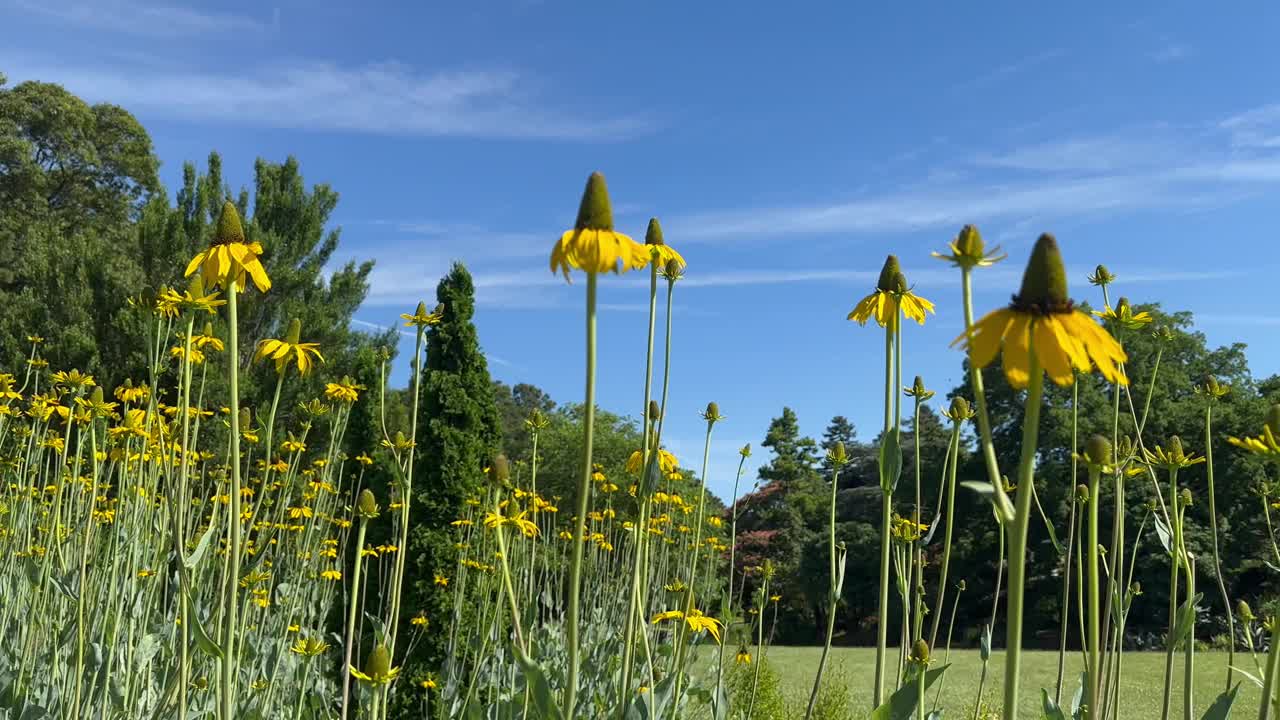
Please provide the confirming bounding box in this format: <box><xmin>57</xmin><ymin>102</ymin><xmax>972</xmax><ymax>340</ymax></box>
<box><xmin>6</xmin><ymin>1</ymin><xmax>1280</xmax><ymax>501</ymax></box>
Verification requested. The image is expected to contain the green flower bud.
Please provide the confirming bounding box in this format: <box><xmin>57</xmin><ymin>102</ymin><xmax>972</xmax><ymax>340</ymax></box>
<box><xmin>956</xmin><ymin>225</ymin><xmax>985</xmax><ymax>257</ymax></box>
<box><xmin>90</xmin><ymin>386</ymin><xmax>103</xmax><ymax>405</ymax></box>
<box><xmin>213</xmin><ymin>200</ymin><xmax>246</xmax><ymax>245</ymax></box>
<box><xmin>828</xmin><ymin>441</ymin><xmax>848</xmax><ymax>466</ymax></box>
<box><xmin>188</xmin><ymin>274</ymin><xmax>206</xmax><ymax>298</ymax></box>
<box><xmin>957</xmin><ymin>579</ymin><xmax>966</xmax><ymax>592</ymax></box>
<box><xmin>948</xmin><ymin>396</ymin><xmax>971</xmax><ymax>419</ymax></box>
<box><xmin>285</xmin><ymin>318</ymin><xmax>302</xmax><ymax>345</ymax></box>
<box><xmin>1116</xmin><ymin>297</ymin><xmax>1131</xmax><ymax>314</ymax></box>
<box><xmin>1267</xmin><ymin>405</ymin><xmax>1280</xmax><ymax>436</ymax></box>
<box><xmin>1075</xmin><ymin>484</ymin><xmax>1090</xmax><ymax>504</ymax></box>
<box><xmin>357</xmin><ymin>488</ymin><xmax>379</xmax><ymax>519</ymax></box>
<box><xmin>1085</xmin><ymin>434</ymin><xmax>1112</xmax><ymax>468</ymax></box>
<box><xmin>239</xmin><ymin>407</ymin><xmax>251</xmax><ymax>429</ymax></box>
<box><xmin>1015</xmin><ymin>234</ymin><xmax>1069</xmax><ymax>311</ymax></box>
<box><xmin>663</xmin><ymin>257</ymin><xmax>684</xmax><ymax>280</ymax></box>
<box><xmin>645</xmin><ymin>217</ymin><xmax>665</xmax><ymax>245</ymax></box>
<box><xmin>911</xmin><ymin>639</ymin><xmax>931</xmax><ymax>665</ymax></box>
<box><xmin>574</xmin><ymin>172</ymin><xmax>614</xmax><ymax>231</ymax></box>
<box><xmin>648</xmin><ymin>401</ymin><xmax>662</xmax><ymax>422</ymax></box>
<box><xmin>739</xmin><ymin>443</ymin><xmax>752</xmax><ymax>458</ymax></box>
<box><xmin>1130</xmin><ymin>581</ymin><xmax>1142</xmax><ymax>596</ymax></box>
<box><xmin>876</xmin><ymin>255</ymin><xmax>902</xmax><ymax>292</ymax></box>
<box><xmin>702</xmin><ymin>402</ymin><xmax>722</xmax><ymax>422</ymax></box>
<box><xmin>203</xmin><ymin>322</ymin><xmax>214</xmax><ymax>337</ymax></box>
<box><xmin>1239</xmin><ymin>600</ymin><xmax>1255</xmax><ymax>622</ymax></box>
<box><xmin>364</xmin><ymin>644</ymin><xmax>391</xmax><ymax>678</ymax></box>
<box><xmin>487</xmin><ymin>454</ymin><xmax>511</xmax><ymax>486</ymax></box>
<box><xmin>1179</xmin><ymin>487</ymin><xmax>1193</xmax><ymax>507</ymax></box>
<box><xmin>1088</xmin><ymin>264</ymin><xmax>1116</xmax><ymax>287</ymax></box>
<box><xmin>1169</xmin><ymin>435</ymin><xmax>1184</xmax><ymax>457</ymax></box>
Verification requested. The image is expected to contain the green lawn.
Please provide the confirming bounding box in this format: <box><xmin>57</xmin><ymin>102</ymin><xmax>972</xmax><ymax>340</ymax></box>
<box><xmin>753</xmin><ymin>647</ymin><xmax>1260</xmax><ymax>719</ymax></box>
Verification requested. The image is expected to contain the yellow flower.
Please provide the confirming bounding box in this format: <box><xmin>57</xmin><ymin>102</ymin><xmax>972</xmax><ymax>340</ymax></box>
<box><xmin>401</xmin><ymin>301</ymin><xmax>443</xmax><ymax>328</ymax></box>
<box><xmin>324</xmin><ymin>376</ymin><xmax>365</xmax><ymax>404</ymax></box>
<box><xmin>350</xmin><ymin>645</ymin><xmax>400</xmax><ymax>686</ymax></box>
<box><xmin>255</xmin><ymin>319</ymin><xmax>323</xmax><ymax>375</ymax></box>
<box><xmin>289</xmin><ymin>637</ymin><xmax>330</xmax><ymax>656</ymax></box>
<box><xmin>549</xmin><ymin>172</ymin><xmax>646</xmax><ymax>280</ymax></box>
<box><xmin>185</xmin><ymin>201</ymin><xmax>272</xmax><ymax>292</ymax></box>
<box><xmin>320</xmin><ymin>568</ymin><xmax>342</xmax><ymax>581</ymax></box>
<box><xmin>354</xmin><ymin>453</ymin><xmax>374</xmax><ymax>466</ymax></box>
<box><xmin>735</xmin><ymin>648</ymin><xmax>752</xmax><ymax>665</ymax></box>
<box><xmin>52</xmin><ymin>369</ymin><xmax>96</xmax><ymax>389</ymax></box>
<box><xmin>434</xmin><ymin>573</ymin><xmax>449</xmax><ymax>587</ymax></box>
<box><xmin>410</xmin><ymin>613</ymin><xmax>428</xmax><ymax>627</ymax></box>
<box><xmin>931</xmin><ymin>224</ymin><xmax>1006</xmax><ymax>269</ymax></box>
<box><xmin>1093</xmin><ymin>297</ymin><xmax>1153</xmax><ymax>330</ymax></box>
<box><xmin>420</xmin><ymin>675</ymin><xmax>439</xmax><ymax>691</ymax></box>
<box><xmin>113</xmin><ymin>381</ymin><xmax>149</xmax><ymax>405</ymax></box>
<box><xmin>952</xmin><ymin>234</ymin><xmax>1127</xmax><ymax>390</ymax></box>
<box><xmin>1142</xmin><ymin>437</ymin><xmax>1205</xmax><ymax>470</ymax></box>
<box><xmin>626</xmin><ymin>448</ymin><xmax>678</xmax><ymax>475</ymax></box>
<box><xmin>156</xmin><ymin>278</ymin><xmax>226</xmax><ymax>316</ymax></box>
<box><xmin>642</xmin><ymin>217</ymin><xmax>686</xmax><ymax>271</ymax></box>
<box><xmin>482</xmin><ymin>510</ymin><xmax>539</xmax><ymax>538</ymax></box>
<box><xmin>848</xmin><ymin>255</ymin><xmax>934</xmax><ymax>327</ymax></box>
<box><xmin>650</xmin><ymin>608</ymin><xmax>723</xmax><ymax>644</ymax></box>
<box><xmin>137</xmin><ymin>568</ymin><xmax>155</xmax><ymax>579</ymax></box>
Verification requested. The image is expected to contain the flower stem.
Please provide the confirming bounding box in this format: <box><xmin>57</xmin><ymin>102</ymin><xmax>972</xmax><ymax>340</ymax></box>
<box><xmin>929</xmin><ymin>422</ymin><xmax>961</xmax><ymax>650</ymax></box>
<box><xmin>220</xmin><ymin>279</ymin><xmax>244</xmax><ymax>720</ymax></box>
<box><xmin>805</xmin><ymin>468</ymin><xmax>842</xmax><ymax>720</ymax></box>
<box><xmin>1086</xmin><ymin>463</ymin><xmax>1102</xmax><ymax>719</ymax></box>
<box><xmin>1002</xmin><ymin>350</ymin><xmax>1044</xmax><ymax>720</ymax></box>
<box><xmin>564</xmin><ymin>272</ymin><xmax>598</xmax><ymax>717</ymax></box>
<box><xmin>1204</xmin><ymin>401</ymin><xmax>1235</xmax><ymax>690</ymax></box>
<box><xmin>341</xmin><ymin>517</ymin><xmax>370</xmax><ymax>720</ymax></box>
<box><xmin>874</xmin><ymin>317</ymin><xmax>895</xmax><ymax>707</ymax></box>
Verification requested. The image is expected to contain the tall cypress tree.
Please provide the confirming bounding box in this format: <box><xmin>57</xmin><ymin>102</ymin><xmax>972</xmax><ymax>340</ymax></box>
<box><xmin>402</xmin><ymin>262</ymin><xmax>502</xmax><ymax>683</ymax></box>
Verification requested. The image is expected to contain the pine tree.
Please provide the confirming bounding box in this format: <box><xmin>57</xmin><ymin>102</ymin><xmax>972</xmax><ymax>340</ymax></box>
<box><xmin>402</xmin><ymin>262</ymin><xmax>502</xmax><ymax>685</ymax></box>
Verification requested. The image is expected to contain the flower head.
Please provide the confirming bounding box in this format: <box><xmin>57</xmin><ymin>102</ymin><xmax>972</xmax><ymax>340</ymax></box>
<box><xmin>650</xmin><ymin>608</ymin><xmax>724</xmax><ymax>643</ymax></box>
<box><xmin>932</xmin><ymin>224</ymin><xmax>1006</xmax><ymax>269</ymax></box>
<box><xmin>1087</xmin><ymin>264</ymin><xmax>1117</xmax><ymax>288</ymax></box>
<box><xmin>324</xmin><ymin>376</ymin><xmax>365</xmax><ymax>404</ymax></box>
<box><xmin>185</xmin><ymin>201</ymin><xmax>271</xmax><ymax>292</ymax></box>
<box><xmin>643</xmin><ymin>217</ymin><xmax>686</xmax><ymax>271</ymax></box>
<box><xmin>848</xmin><ymin>255</ymin><xmax>935</xmax><ymax>327</ymax></box>
<box><xmin>1093</xmin><ymin>297</ymin><xmax>1153</xmax><ymax>330</ymax></box>
<box><xmin>401</xmin><ymin>302</ymin><xmax>443</xmax><ymax>329</ymax></box>
<box><xmin>951</xmin><ymin>234</ymin><xmax>1128</xmax><ymax>389</ymax></box>
<box><xmin>350</xmin><ymin>645</ymin><xmax>400</xmax><ymax>686</ymax></box>
<box><xmin>549</xmin><ymin>172</ymin><xmax>645</xmax><ymax>280</ymax></box>
<box><xmin>255</xmin><ymin>319</ymin><xmax>324</xmax><ymax>375</ymax></box>
<box><xmin>1142</xmin><ymin>436</ymin><xmax>1205</xmax><ymax>470</ymax></box>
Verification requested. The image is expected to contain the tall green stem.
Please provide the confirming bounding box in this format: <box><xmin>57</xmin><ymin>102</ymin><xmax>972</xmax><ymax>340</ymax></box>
<box><xmin>874</xmin><ymin>318</ymin><xmax>895</xmax><ymax>707</ymax></box>
<box><xmin>1002</xmin><ymin>350</ymin><xmax>1044</xmax><ymax>720</ymax></box>
<box><xmin>1086</xmin><ymin>464</ymin><xmax>1102</xmax><ymax>719</ymax></box>
<box><xmin>1161</xmin><ymin>467</ymin><xmax>1182</xmax><ymax>720</ymax></box>
<box><xmin>929</xmin><ymin>423</ymin><xmax>961</xmax><ymax>649</ymax></box>
<box><xmin>221</xmin><ymin>279</ymin><xmax>244</xmax><ymax>720</ymax></box>
<box><xmin>805</xmin><ymin>468</ymin><xmax>843</xmax><ymax>720</ymax></box>
<box><xmin>341</xmin><ymin>517</ymin><xmax>371</xmax><ymax>720</ymax></box>
<box><xmin>1205</xmin><ymin>402</ymin><xmax>1234</xmax><ymax>690</ymax></box>
<box><xmin>387</xmin><ymin>324</ymin><xmax>424</xmax><ymax>656</ymax></box>
<box><xmin>565</xmin><ymin>272</ymin><xmax>598</xmax><ymax>717</ymax></box>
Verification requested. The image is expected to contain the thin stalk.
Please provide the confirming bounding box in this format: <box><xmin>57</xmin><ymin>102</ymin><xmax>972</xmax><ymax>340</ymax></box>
<box><xmin>1087</xmin><ymin>464</ymin><xmax>1102</xmax><ymax>719</ymax></box>
<box><xmin>805</xmin><ymin>467</ymin><xmax>843</xmax><ymax>720</ymax></box>
<box><xmin>874</xmin><ymin>317</ymin><xmax>895</xmax><ymax>707</ymax></box>
<box><xmin>1205</xmin><ymin>400</ymin><xmax>1234</xmax><ymax>690</ymax></box>
<box><xmin>564</xmin><ymin>272</ymin><xmax>598</xmax><ymax>717</ymax></box>
<box><xmin>1002</xmin><ymin>351</ymin><xmax>1044</xmax><ymax>720</ymax></box>
<box><xmin>1161</xmin><ymin>466</ymin><xmax>1182</xmax><ymax>720</ymax></box>
<box><xmin>386</xmin><ymin>323</ymin><xmax>424</xmax><ymax>655</ymax></box>
<box><xmin>340</xmin><ymin>517</ymin><xmax>370</xmax><ymax>720</ymax></box>
<box><xmin>221</xmin><ymin>279</ymin><xmax>244</xmax><ymax>720</ymax></box>
<box><xmin>929</xmin><ymin>423</ymin><xmax>962</xmax><ymax>650</ymax></box>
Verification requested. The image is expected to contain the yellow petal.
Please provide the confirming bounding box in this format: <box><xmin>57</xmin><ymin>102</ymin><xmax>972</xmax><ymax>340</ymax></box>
<box><xmin>1033</xmin><ymin>317</ymin><xmax>1075</xmax><ymax>386</ymax></box>
<box><xmin>1002</xmin><ymin>314</ymin><xmax>1033</xmax><ymax>389</ymax></box>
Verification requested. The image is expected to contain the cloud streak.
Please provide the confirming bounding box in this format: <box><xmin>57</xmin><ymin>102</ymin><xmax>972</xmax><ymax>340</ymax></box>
<box><xmin>4</xmin><ymin>55</ymin><xmax>653</xmax><ymax>140</ymax></box>
<box><xmin>8</xmin><ymin>0</ymin><xmax>264</xmax><ymax>36</ymax></box>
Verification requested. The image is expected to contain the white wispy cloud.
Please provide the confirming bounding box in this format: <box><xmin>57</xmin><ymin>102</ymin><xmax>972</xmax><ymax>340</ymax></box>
<box><xmin>665</xmin><ymin>113</ymin><xmax>1280</xmax><ymax>242</ymax></box>
<box><xmin>8</xmin><ymin>0</ymin><xmax>265</xmax><ymax>36</ymax></box>
<box><xmin>1150</xmin><ymin>42</ymin><xmax>1190</xmax><ymax>63</ymax></box>
<box><xmin>951</xmin><ymin>49</ymin><xmax>1065</xmax><ymax>93</ymax></box>
<box><xmin>3</xmin><ymin>55</ymin><xmax>653</xmax><ymax>140</ymax></box>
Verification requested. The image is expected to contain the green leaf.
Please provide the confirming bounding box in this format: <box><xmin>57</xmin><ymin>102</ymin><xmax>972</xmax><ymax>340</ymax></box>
<box><xmin>1153</xmin><ymin>513</ymin><xmax>1172</xmax><ymax>554</ymax></box>
<box><xmin>185</xmin><ymin>595</ymin><xmax>223</xmax><ymax>659</ymax></box>
<box><xmin>1171</xmin><ymin>593</ymin><xmax>1203</xmax><ymax>651</ymax></box>
<box><xmin>183</xmin><ymin>522</ymin><xmax>219</xmax><ymax>571</ymax></box>
<box><xmin>869</xmin><ymin>665</ymin><xmax>949</xmax><ymax>720</ymax></box>
<box><xmin>879</xmin><ymin>429</ymin><xmax>903</xmax><ymax>494</ymax></box>
<box><xmin>1030</xmin><ymin>480</ymin><xmax>1063</xmax><ymax>555</ymax></box>
<box><xmin>979</xmin><ymin>625</ymin><xmax>992</xmax><ymax>663</ymax></box>
<box><xmin>1199</xmin><ymin>683</ymin><xmax>1239</xmax><ymax>720</ymax></box>
<box><xmin>1041</xmin><ymin>689</ymin><xmax>1069</xmax><ymax>720</ymax></box>
<box><xmin>516</xmin><ymin>655</ymin><xmax>566</xmax><ymax>720</ymax></box>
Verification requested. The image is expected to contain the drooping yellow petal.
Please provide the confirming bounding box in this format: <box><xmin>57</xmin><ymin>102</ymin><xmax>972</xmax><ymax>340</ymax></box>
<box><xmin>1002</xmin><ymin>314</ymin><xmax>1033</xmax><ymax>389</ymax></box>
<box><xmin>956</xmin><ymin>308</ymin><xmax>1013</xmax><ymax>369</ymax></box>
<box><xmin>1033</xmin><ymin>317</ymin><xmax>1075</xmax><ymax>386</ymax></box>
<box><xmin>184</xmin><ymin>251</ymin><xmax>208</xmax><ymax>279</ymax></box>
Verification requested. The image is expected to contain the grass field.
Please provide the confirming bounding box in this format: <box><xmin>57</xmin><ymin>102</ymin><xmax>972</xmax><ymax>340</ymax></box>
<box><xmin>749</xmin><ymin>647</ymin><xmax>1260</xmax><ymax>719</ymax></box>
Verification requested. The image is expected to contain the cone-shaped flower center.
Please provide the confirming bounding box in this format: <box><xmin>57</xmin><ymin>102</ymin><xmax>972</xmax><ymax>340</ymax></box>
<box><xmin>876</xmin><ymin>255</ymin><xmax>901</xmax><ymax>292</ymax></box>
<box><xmin>956</xmin><ymin>224</ymin><xmax>985</xmax><ymax>256</ymax></box>
<box><xmin>212</xmin><ymin>201</ymin><xmax>246</xmax><ymax>246</ymax></box>
<box><xmin>645</xmin><ymin>217</ymin><xmax>665</xmax><ymax>245</ymax></box>
<box><xmin>1012</xmin><ymin>234</ymin><xmax>1071</xmax><ymax>313</ymax></box>
<box><xmin>575</xmin><ymin>172</ymin><xmax>614</xmax><ymax>231</ymax></box>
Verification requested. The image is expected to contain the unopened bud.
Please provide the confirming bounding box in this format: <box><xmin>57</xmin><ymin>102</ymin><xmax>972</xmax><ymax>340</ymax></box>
<box><xmin>949</xmin><ymin>396</ymin><xmax>971</xmax><ymax>419</ymax></box>
<box><xmin>1085</xmin><ymin>435</ymin><xmax>1112</xmax><ymax>468</ymax></box>
<box><xmin>239</xmin><ymin>408</ymin><xmax>251</xmax><ymax>429</ymax></box>
<box><xmin>828</xmin><ymin>441</ymin><xmax>848</xmax><ymax>466</ymax></box>
<box><xmin>1075</xmin><ymin>484</ymin><xmax>1090</xmax><ymax>503</ymax></box>
<box><xmin>648</xmin><ymin>401</ymin><xmax>662</xmax><ymax>422</ymax></box>
<box><xmin>957</xmin><ymin>579</ymin><xmax>966</xmax><ymax>592</ymax></box>
<box><xmin>487</xmin><ymin>454</ymin><xmax>511</xmax><ymax>486</ymax></box>
<box><xmin>876</xmin><ymin>255</ymin><xmax>902</xmax><ymax>292</ymax></box>
<box><xmin>1179</xmin><ymin>487</ymin><xmax>1193</xmax><ymax>507</ymax></box>
<box><xmin>1239</xmin><ymin>600</ymin><xmax>1255</xmax><ymax>622</ymax></box>
<box><xmin>285</xmin><ymin>318</ymin><xmax>302</xmax><ymax>345</ymax></box>
<box><xmin>956</xmin><ymin>225</ymin><xmax>985</xmax><ymax>257</ymax></box>
<box><xmin>357</xmin><ymin>488</ymin><xmax>379</xmax><ymax>518</ymax></box>
<box><xmin>90</xmin><ymin>387</ymin><xmax>103</xmax><ymax>405</ymax></box>
<box><xmin>739</xmin><ymin>443</ymin><xmax>752</xmax><ymax>458</ymax></box>
<box><xmin>364</xmin><ymin>645</ymin><xmax>391</xmax><ymax>677</ymax></box>
<box><xmin>911</xmin><ymin>639</ymin><xmax>930</xmax><ymax>665</ymax></box>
